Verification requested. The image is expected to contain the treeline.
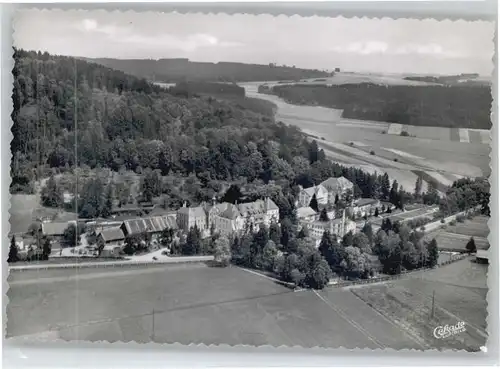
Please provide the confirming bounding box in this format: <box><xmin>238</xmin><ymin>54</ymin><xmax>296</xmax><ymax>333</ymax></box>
<box><xmin>373</xmin><ymin>220</ymin><xmax>439</xmax><ymax>275</ymax></box>
<box><xmin>403</xmin><ymin>74</ymin><xmax>485</xmax><ymax>86</ymax></box>
<box><xmin>11</xmin><ymin>49</ymin><xmax>311</xmax><ymax>194</ymax></box>
<box><xmin>439</xmin><ymin>177</ymin><xmax>490</xmax><ymax>216</ymax></box>
<box><xmin>266</xmin><ymin>83</ymin><xmax>491</xmax><ymax>129</ymax></box>
<box><xmin>12</xmin><ymin>50</ymin><xmax>401</xmax><ymax>217</ymax></box>
<box><xmin>87</xmin><ymin>57</ymin><xmax>330</xmax><ymax>83</ymax></box>
<box><xmin>169</xmin><ymin>81</ymin><xmax>276</xmax><ymax>116</ymax></box>
<box><xmin>169</xmin><ymin>81</ymin><xmax>245</xmax><ymax>98</ymax></box>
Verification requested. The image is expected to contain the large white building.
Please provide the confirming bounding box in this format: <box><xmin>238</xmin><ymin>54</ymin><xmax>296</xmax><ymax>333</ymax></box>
<box><xmin>177</xmin><ymin>197</ymin><xmax>279</xmax><ymax>236</ymax></box>
<box><xmin>298</xmin><ymin>209</ymin><xmax>356</xmax><ymax>246</ymax></box>
<box><xmin>320</xmin><ymin>176</ymin><xmax>354</xmax><ymax>204</ymax></box>
<box><xmin>297</xmin><ymin>177</ymin><xmax>354</xmax><ymax>208</ymax></box>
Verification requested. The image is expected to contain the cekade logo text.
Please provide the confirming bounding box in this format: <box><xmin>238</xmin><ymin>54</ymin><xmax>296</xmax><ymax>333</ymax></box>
<box><xmin>433</xmin><ymin>321</ymin><xmax>466</xmax><ymax>339</ymax></box>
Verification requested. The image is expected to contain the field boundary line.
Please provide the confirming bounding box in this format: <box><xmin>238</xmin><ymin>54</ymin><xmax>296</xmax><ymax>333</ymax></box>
<box><xmin>347</xmin><ymin>289</ymin><xmax>429</xmax><ymax>350</ymax></box>
<box><xmin>236</xmin><ymin>267</ymin><xmax>295</xmax><ymax>288</ymax></box>
<box><xmin>9</xmin><ymin>256</ymin><xmax>214</xmax><ymax>271</ymax></box>
<box><xmin>312</xmin><ymin>290</ymin><xmax>385</xmax><ymax>349</ymax></box>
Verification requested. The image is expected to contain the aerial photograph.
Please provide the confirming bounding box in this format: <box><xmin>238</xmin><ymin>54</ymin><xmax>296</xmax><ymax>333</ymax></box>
<box><xmin>7</xmin><ymin>10</ymin><xmax>492</xmax><ymax>351</ymax></box>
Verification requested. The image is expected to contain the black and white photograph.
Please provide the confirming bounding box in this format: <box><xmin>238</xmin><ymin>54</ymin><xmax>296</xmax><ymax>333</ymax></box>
<box><xmin>6</xmin><ymin>9</ymin><xmax>493</xmax><ymax>351</ymax></box>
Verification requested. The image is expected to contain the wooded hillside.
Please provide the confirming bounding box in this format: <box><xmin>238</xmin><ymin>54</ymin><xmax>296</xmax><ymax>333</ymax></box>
<box><xmin>86</xmin><ymin>57</ymin><xmax>330</xmax><ymax>83</ymax></box>
<box><xmin>264</xmin><ymin>83</ymin><xmax>492</xmax><ymax>129</ymax></box>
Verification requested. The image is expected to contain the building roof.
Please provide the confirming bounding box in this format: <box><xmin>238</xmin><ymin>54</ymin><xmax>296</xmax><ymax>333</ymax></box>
<box><xmin>41</xmin><ymin>222</ymin><xmax>70</xmax><ymax>236</ymax></box>
<box><xmin>98</xmin><ymin>227</ymin><xmax>125</xmax><ymax>242</ymax></box>
<box><xmin>221</xmin><ymin>203</ymin><xmax>241</xmax><ymax>220</ymax></box>
<box><xmin>177</xmin><ymin>205</ymin><xmax>206</xmax><ymax>218</ymax></box>
<box><xmin>297</xmin><ymin>207</ymin><xmax>317</xmax><ymax>218</ymax></box>
<box><xmin>302</xmin><ymin>184</ymin><xmax>327</xmax><ymax>197</ymax></box>
<box><xmin>476</xmin><ymin>249</ymin><xmax>489</xmax><ymax>259</ymax></box>
<box><xmin>148</xmin><ymin>207</ymin><xmax>177</xmax><ymax>217</ymax></box>
<box><xmin>122</xmin><ymin>215</ymin><xmax>178</xmax><ymax>235</ymax></box>
<box><xmin>321</xmin><ymin>176</ymin><xmax>354</xmax><ymax>191</ymax></box>
<box><xmin>355</xmin><ymin>198</ymin><xmax>380</xmax><ymax>207</ymax></box>
<box><xmin>264</xmin><ymin>197</ymin><xmax>279</xmax><ymax>211</ymax></box>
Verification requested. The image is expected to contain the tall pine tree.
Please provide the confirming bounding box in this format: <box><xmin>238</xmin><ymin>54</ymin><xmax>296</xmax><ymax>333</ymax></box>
<box><xmin>427</xmin><ymin>238</ymin><xmax>439</xmax><ymax>268</ymax></box>
<box><xmin>8</xmin><ymin>235</ymin><xmax>18</xmax><ymax>263</ymax></box>
<box><xmin>309</xmin><ymin>193</ymin><xmax>319</xmax><ymax>212</ymax></box>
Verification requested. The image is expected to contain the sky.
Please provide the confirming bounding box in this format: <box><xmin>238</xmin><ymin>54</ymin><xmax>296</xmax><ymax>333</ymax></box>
<box><xmin>14</xmin><ymin>10</ymin><xmax>495</xmax><ymax>75</ymax></box>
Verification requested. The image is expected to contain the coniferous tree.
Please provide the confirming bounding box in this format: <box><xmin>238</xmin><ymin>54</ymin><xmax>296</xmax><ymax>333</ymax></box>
<box><xmin>269</xmin><ymin>222</ymin><xmax>281</xmax><ymax>245</ymax></box>
<box><xmin>381</xmin><ymin>173</ymin><xmax>391</xmax><ymax>200</ymax></box>
<box><xmin>41</xmin><ymin>175</ymin><xmax>63</xmax><ymax>208</ymax></box>
<box><xmin>319</xmin><ymin>208</ymin><xmax>329</xmax><ymax>222</ymax></box>
<box><xmin>309</xmin><ymin>193</ymin><xmax>319</xmax><ymax>212</ymax></box>
<box><xmin>297</xmin><ymin>225</ymin><xmax>309</xmax><ymax>239</ymax></box>
<box><xmin>389</xmin><ymin>180</ymin><xmax>399</xmax><ymax>205</ymax></box>
<box><xmin>102</xmin><ymin>185</ymin><xmax>113</xmax><ymax>218</ymax></box>
<box><xmin>8</xmin><ymin>235</ymin><xmax>18</xmax><ymax>263</ymax></box>
<box><xmin>466</xmin><ymin>237</ymin><xmax>477</xmax><ymax>254</ymax></box>
<box><xmin>427</xmin><ymin>238</ymin><xmax>439</xmax><ymax>268</ymax></box>
<box><xmin>414</xmin><ymin>176</ymin><xmax>423</xmax><ymax>199</ymax></box>
<box><xmin>42</xmin><ymin>237</ymin><xmax>51</xmax><ymax>260</ymax></box>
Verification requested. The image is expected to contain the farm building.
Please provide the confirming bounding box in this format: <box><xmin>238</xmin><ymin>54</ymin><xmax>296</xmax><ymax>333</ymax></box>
<box><xmin>41</xmin><ymin>221</ymin><xmax>73</xmax><ymax>239</ymax></box>
<box><xmin>476</xmin><ymin>249</ymin><xmax>489</xmax><ymax>264</ymax></box>
<box><xmin>97</xmin><ymin>227</ymin><xmax>125</xmax><ymax>247</ymax></box>
<box><xmin>120</xmin><ymin>214</ymin><xmax>178</xmax><ymax>239</ymax></box>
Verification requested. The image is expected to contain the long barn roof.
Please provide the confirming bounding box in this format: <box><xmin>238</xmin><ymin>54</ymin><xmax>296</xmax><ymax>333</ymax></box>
<box><xmin>122</xmin><ymin>215</ymin><xmax>177</xmax><ymax>235</ymax></box>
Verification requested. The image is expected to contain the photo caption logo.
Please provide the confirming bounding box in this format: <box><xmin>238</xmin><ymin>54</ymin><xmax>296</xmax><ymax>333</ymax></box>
<box><xmin>433</xmin><ymin>321</ymin><xmax>466</xmax><ymax>339</ymax></box>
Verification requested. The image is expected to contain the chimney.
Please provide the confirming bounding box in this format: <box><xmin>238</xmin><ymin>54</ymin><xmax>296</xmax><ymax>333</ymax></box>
<box><xmin>212</xmin><ymin>195</ymin><xmax>216</xmax><ymax>206</ymax></box>
<box><xmin>182</xmin><ymin>201</ymin><xmax>187</xmax><ymax>208</ymax></box>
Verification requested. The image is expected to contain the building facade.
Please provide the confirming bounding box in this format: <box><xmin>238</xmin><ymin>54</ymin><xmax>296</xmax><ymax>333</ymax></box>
<box><xmin>299</xmin><ymin>210</ymin><xmax>356</xmax><ymax>246</ymax></box>
<box><xmin>177</xmin><ymin>197</ymin><xmax>279</xmax><ymax>236</ymax></box>
<box><xmin>320</xmin><ymin>176</ymin><xmax>354</xmax><ymax>204</ymax></box>
<box><xmin>297</xmin><ymin>184</ymin><xmax>328</xmax><ymax>207</ymax></box>
<box><xmin>297</xmin><ymin>177</ymin><xmax>354</xmax><ymax>208</ymax></box>
<box><xmin>348</xmin><ymin>198</ymin><xmax>381</xmax><ymax>219</ymax></box>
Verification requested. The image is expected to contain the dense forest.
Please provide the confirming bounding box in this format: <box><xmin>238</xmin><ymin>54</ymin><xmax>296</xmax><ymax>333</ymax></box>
<box><xmin>11</xmin><ymin>49</ymin><xmax>489</xmax><ymax>224</ymax></box>
<box><xmin>85</xmin><ymin>57</ymin><xmax>331</xmax><ymax>83</ymax></box>
<box><xmin>261</xmin><ymin>83</ymin><xmax>492</xmax><ymax>129</ymax></box>
<box><xmin>169</xmin><ymin>81</ymin><xmax>276</xmax><ymax>116</ymax></box>
<box><xmin>10</xmin><ymin>50</ymin><xmax>490</xmax><ymax>283</ymax></box>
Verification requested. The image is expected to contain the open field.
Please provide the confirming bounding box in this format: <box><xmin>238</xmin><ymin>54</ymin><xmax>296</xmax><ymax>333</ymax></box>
<box><xmin>349</xmin><ymin>258</ymin><xmax>487</xmax><ymax>351</ymax></box>
<box><xmin>242</xmin><ymin>83</ymin><xmax>489</xmax><ymax>194</ymax></box>
<box><xmin>9</xmin><ymin>195</ymin><xmax>39</xmax><ymax>234</ymax></box>
<box><xmin>258</xmin><ymin>72</ymin><xmax>440</xmax><ymax>87</ymax></box>
<box><xmin>425</xmin><ymin>216</ymin><xmax>490</xmax><ymax>252</ymax></box>
<box><xmin>444</xmin><ymin>216</ymin><xmax>490</xmax><ymax>238</ymax></box>
<box><xmin>7</xmin><ymin>258</ymin><xmax>486</xmax><ymax>350</ymax></box>
<box><xmin>7</xmin><ymin>264</ymin><xmax>377</xmax><ymax>347</ymax></box>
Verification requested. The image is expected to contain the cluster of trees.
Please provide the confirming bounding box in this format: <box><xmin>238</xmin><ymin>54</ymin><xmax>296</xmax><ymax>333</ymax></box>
<box><xmin>11</xmin><ymin>49</ymin><xmax>324</xmax><ymax>196</ymax></box>
<box><xmin>319</xmin><ymin>227</ymin><xmax>375</xmax><ymax>280</ymax></box>
<box><xmin>8</xmin><ymin>233</ymin><xmax>52</xmax><ymax>263</ymax></box>
<box><xmin>267</xmin><ymin>83</ymin><xmax>491</xmax><ymax>129</ymax></box>
<box><xmin>14</xmin><ymin>49</ymin><xmax>450</xmax><ymax>220</ymax></box>
<box><xmin>87</xmin><ymin>57</ymin><xmax>330</xmax><ymax>83</ymax></box>
<box><xmin>230</xmin><ymin>222</ymin><xmax>332</xmax><ymax>289</ymax></box>
<box><xmin>41</xmin><ymin>173</ymin><xmax>115</xmax><ymax>219</ymax></box>
<box><xmin>373</xmin><ymin>220</ymin><xmax>439</xmax><ymax>274</ymax></box>
<box><xmin>439</xmin><ymin>178</ymin><xmax>490</xmax><ymax>216</ymax></box>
